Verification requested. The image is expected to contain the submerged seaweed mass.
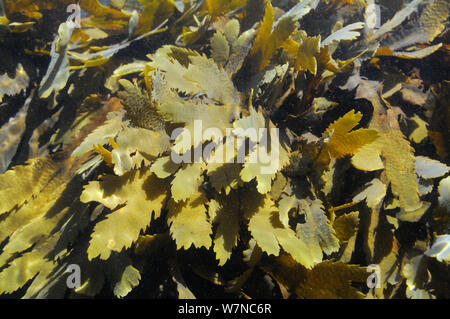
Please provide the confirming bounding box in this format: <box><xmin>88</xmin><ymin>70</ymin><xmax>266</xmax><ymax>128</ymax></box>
<box><xmin>0</xmin><ymin>0</ymin><xmax>449</xmax><ymax>299</ymax></box>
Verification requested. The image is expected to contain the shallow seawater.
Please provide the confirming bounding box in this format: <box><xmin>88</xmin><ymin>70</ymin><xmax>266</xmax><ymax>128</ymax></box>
<box><xmin>0</xmin><ymin>0</ymin><xmax>448</xmax><ymax>301</ymax></box>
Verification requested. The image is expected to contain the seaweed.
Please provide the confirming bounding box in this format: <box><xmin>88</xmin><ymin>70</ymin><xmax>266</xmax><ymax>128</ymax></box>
<box><xmin>0</xmin><ymin>0</ymin><xmax>448</xmax><ymax>299</ymax></box>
